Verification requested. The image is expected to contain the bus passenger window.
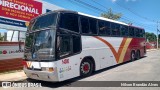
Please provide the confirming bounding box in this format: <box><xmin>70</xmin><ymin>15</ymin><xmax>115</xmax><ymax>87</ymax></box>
<box><xmin>73</xmin><ymin>35</ymin><xmax>81</xmax><ymax>53</ymax></box>
<box><xmin>139</xmin><ymin>29</ymin><xmax>145</xmax><ymax>37</ymax></box>
<box><xmin>111</xmin><ymin>23</ymin><xmax>120</xmax><ymax>36</ymax></box>
<box><xmin>80</xmin><ymin>17</ymin><xmax>90</xmax><ymax>34</ymax></box>
<box><xmin>59</xmin><ymin>13</ymin><xmax>79</xmax><ymax>33</ymax></box>
<box><xmin>89</xmin><ymin>19</ymin><xmax>97</xmax><ymax>34</ymax></box>
<box><xmin>98</xmin><ymin>21</ymin><xmax>106</xmax><ymax>35</ymax></box>
<box><xmin>120</xmin><ymin>25</ymin><xmax>128</xmax><ymax>36</ymax></box>
<box><xmin>135</xmin><ymin>28</ymin><xmax>140</xmax><ymax>37</ymax></box>
<box><xmin>105</xmin><ymin>22</ymin><xmax>111</xmax><ymax>35</ymax></box>
<box><xmin>98</xmin><ymin>21</ymin><xmax>110</xmax><ymax>36</ymax></box>
<box><xmin>129</xmin><ymin>27</ymin><xmax>135</xmax><ymax>37</ymax></box>
<box><xmin>59</xmin><ymin>36</ymin><xmax>71</xmax><ymax>57</ymax></box>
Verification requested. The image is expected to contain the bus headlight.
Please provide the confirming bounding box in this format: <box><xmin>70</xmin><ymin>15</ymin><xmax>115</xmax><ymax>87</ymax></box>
<box><xmin>41</xmin><ymin>67</ymin><xmax>54</xmax><ymax>72</ymax></box>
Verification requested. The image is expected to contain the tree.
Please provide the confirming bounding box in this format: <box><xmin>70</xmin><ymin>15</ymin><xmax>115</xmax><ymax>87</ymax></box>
<box><xmin>145</xmin><ymin>32</ymin><xmax>157</xmax><ymax>42</ymax></box>
<box><xmin>0</xmin><ymin>33</ymin><xmax>4</xmax><ymax>41</ymax></box>
<box><xmin>100</xmin><ymin>8</ymin><xmax>122</xmax><ymax>20</ymax></box>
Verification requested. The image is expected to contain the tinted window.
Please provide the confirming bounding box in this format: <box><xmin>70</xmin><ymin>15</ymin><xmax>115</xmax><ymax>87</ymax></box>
<box><xmin>129</xmin><ymin>27</ymin><xmax>135</xmax><ymax>37</ymax></box>
<box><xmin>59</xmin><ymin>13</ymin><xmax>79</xmax><ymax>32</ymax></box>
<box><xmin>139</xmin><ymin>29</ymin><xmax>145</xmax><ymax>37</ymax></box>
<box><xmin>57</xmin><ymin>32</ymin><xmax>81</xmax><ymax>58</ymax></box>
<box><xmin>111</xmin><ymin>23</ymin><xmax>120</xmax><ymax>36</ymax></box>
<box><xmin>105</xmin><ymin>22</ymin><xmax>111</xmax><ymax>35</ymax></box>
<box><xmin>80</xmin><ymin>17</ymin><xmax>90</xmax><ymax>34</ymax></box>
<box><xmin>98</xmin><ymin>21</ymin><xmax>106</xmax><ymax>35</ymax></box>
<box><xmin>98</xmin><ymin>20</ymin><xmax>111</xmax><ymax>36</ymax></box>
<box><xmin>89</xmin><ymin>18</ymin><xmax>97</xmax><ymax>34</ymax></box>
<box><xmin>120</xmin><ymin>25</ymin><xmax>128</xmax><ymax>36</ymax></box>
<box><xmin>73</xmin><ymin>35</ymin><xmax>81</xmax><ymax>53</ymax></box>
<box><xmin>59</xmin><ymin>35</ymin><xmax>71</xmax><ymax>57</ymax></box>
<box><xmin>32</xmin><ymin>13</ymin><xmax>57</xmax><ymax>30</ymax></box>
<box><xmin>135</xmin><ymin>28</ymin><xmax>140</xmax><ymax>37</ymax></box>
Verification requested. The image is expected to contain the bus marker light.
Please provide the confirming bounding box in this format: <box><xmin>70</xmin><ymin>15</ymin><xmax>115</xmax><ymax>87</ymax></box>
<box><xmin>48</xmin><ymin>68</ymin><xmax>54</xmax><ymax>72</ymax></box>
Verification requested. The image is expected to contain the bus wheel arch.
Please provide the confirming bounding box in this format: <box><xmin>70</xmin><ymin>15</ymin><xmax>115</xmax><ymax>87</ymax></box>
<box><xmin>80</xmin><ymin>56</ymin><xmax>95</xmax><ymax>76</ymax></box>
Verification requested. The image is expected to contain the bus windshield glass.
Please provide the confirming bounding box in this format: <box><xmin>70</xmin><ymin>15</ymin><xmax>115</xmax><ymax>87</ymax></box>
<box><xmin>25</xmin><ymin>29</ymin><xmax>55</xmax><ymax>61</ymax></box>
<box><xmin>29</xmin><ymin>13</ymin><xmax>58</xmax><ymax>31</ymax></box>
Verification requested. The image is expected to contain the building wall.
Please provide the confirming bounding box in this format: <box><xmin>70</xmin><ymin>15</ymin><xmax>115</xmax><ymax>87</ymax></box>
<box><xmin>0</xmin><ymin>1</ymin><xmax>63</xmax><ymax>72</ymax></box>
<box><xmin>0</xmin><ymin>42</ymin><xmax>24</xmax><ymax>72</ymax></box>
<box><xmin>0</xmin><ymin>0</ymin><xmax>63</xmax><ymax>42</ymax></box>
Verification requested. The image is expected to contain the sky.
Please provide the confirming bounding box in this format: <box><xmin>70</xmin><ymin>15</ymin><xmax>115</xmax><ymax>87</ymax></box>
<box><xmin>1</xmin><ymin>0</ymin><xmax>160</xmax><ymax>34</ymax></box>
<box><xmin>43</xmin><ymin>0</ymin><xmax>160</xmax><ymax>34</ymax></box>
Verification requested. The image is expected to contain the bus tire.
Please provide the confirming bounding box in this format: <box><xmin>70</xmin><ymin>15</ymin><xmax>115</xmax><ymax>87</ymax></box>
<box><xmin>131</xmin><ymin>51</ymin><xmax>135</xmax><ymax>61</ymax></box>
<box><xmin>80</xmin><ymin>59</ymin><xmax>93</xmax><ymax>77</ymax></box>
<box><xmin>136</xmin><ymin>50</ymin><xmax>140</xmax><ymax>60</ymax></box>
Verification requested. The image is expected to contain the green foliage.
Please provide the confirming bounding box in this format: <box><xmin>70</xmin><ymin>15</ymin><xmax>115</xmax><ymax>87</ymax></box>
<box><xmin>100</xmin><ymin>8</ymin><xmax>122</xmax><ymax>20</ymax></box>
<box><xmin>145</xmin><ymin>32</ymin><xmax>157</xmax><ymax>42</ymax></box>
<box><xmin>0</xmin><ymin>33</ymin><xmax>4</xmax><ymax>41</ymax></box>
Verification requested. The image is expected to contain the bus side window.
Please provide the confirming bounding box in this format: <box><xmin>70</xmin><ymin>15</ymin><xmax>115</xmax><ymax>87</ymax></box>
<box><xmin>105</xmin><ymin>21</ymin><xmax>111</xmax><ymax>36</ymax></box>
<box><xmin>135</xmin><ymin>28</ymin><xmax>140</xmax><ymax>37</ymax></box>
<box><xmin>98</xmin><ymin>21</ymin><xmax>106</xmax><ymax>35</ymax></box>
<box><xmin>59</xmin><ymin>35</ymin><xmax>72</xmax><ymax>57</ymax></box>
<box><xmin>57</xmin><ymin>32</ymin><xmax>81</xmax><ymax>58</ymax></box>
<box><xmin>129</xmin><ymin>27</ymin><xmax>135</xmax><ymax>37</ymax></box>
<box><xmin>72</xmin><ymin>35</ymin><xmax>81</xmax><ymax>53</ymax></box>
<box><xmin>139</xmin><ymin>29</ymin><xmax>145</xmax><ymax>37</ymax></box>
<box><xmin>120</xmin><ymin>25</ymin><xmax>128</xmax><ymax>37</ymax></box>
<box><xmin>59</xmin><ymin>13</ymin><xmax>79</xmax><ymax>33</ymax></box>
<box><xmin>98</xmin><ymin>20</ymin><xmax>110</xmax><ymax>36</ymax></box>
<box><xmin>80</xmin><ymin>17</ymin><xmax>90</xmax><ymax>34</ymax></box>
<box><xmin>111</xmin><ymin>23</ymin><xmax>120</xmax><ymax>36</ymax></box>
<box><xmin>89</xmin><ymin>18</ymin><xmax>97</xmax><ymax>34</ymax></box>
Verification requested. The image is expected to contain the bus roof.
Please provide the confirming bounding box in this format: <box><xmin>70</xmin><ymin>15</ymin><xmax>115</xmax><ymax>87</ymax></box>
<box><xmin>78</xmin><ymin>12</ymin><xmax>129</xmax><ymax>26</ymax></box>
<box><xmin>33</xmin><ymin>10</ymin><xmax>144</xmax><ymax>29</ymax></box>
<box><xmin>129</xmin><ymin>25</ymin><xmax>144</xmax><ymax>30</ymax></box>
<box><xmin>35</xmin><ymin>10</ymin><xmax>129</xmax><ymax>26</ymax></box>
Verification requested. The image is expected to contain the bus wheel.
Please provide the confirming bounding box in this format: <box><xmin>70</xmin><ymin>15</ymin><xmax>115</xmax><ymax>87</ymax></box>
<box><xmin>80</xmin><ymin>59</ymin><xmax>93</xmax><ymax>77</ymax></box>
<box><xmin>136</xmin><ymin>50</ymin><xmax>140</xmax><ymax>60</ymax></box>
<box><xmin>131</xmin><ymin>51</ymin><xmax>135</xmax><ymax>61</ymax></box>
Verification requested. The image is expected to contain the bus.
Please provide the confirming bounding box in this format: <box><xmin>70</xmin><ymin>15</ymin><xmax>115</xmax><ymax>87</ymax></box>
<box><xmin>23</xmin><ymin>10</ymin><xmax>146</xmax><ymax>82</ymax></box>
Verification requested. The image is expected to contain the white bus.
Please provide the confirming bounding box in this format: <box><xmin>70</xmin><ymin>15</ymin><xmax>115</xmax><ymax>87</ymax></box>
<box><xmin>23</xmin><ymin>10</ymin><xmax>146</xmax><ymax>82</ymax></box>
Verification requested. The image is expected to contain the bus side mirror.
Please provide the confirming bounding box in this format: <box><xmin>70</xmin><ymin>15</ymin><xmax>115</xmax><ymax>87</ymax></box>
<box><xmin>56</xmin><ymin>36</ymin><xmax>61</xmax><ymax>56</ymax></box>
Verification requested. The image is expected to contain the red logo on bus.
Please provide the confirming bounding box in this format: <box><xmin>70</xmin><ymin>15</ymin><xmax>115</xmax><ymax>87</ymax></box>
<box><xmin>62</xmin><ymin>59</ymin><xmax>69</xmax><ymax>64</ymax></box>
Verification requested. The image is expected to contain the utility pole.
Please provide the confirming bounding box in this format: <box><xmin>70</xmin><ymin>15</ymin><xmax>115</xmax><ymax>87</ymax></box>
<box><xmin>157</xmin><ymin>21</ymin><xmax>159</xmax><ymax>49</ymax></box>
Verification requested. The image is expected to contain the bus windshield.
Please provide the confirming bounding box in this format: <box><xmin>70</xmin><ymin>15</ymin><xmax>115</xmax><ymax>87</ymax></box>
<box><xmin>29</xmin><ymin>13</ymin><xmax>58</xmax><ymax>31</ymax></box>
<box><xmin>25</xmin><ymin>29</ymin><xmax>55</xmax><ymax>61</ymax></box>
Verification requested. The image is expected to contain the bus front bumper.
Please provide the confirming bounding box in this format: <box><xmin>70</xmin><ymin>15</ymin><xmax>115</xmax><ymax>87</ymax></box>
<box><xmin>24</xmin><ymin>68</ymin><xmax>59</xmax><ymax>82</ymax></box>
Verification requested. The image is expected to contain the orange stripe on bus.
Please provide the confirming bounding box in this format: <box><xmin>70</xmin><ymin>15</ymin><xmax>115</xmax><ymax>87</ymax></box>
<box><xmin>27</xmin><ymin>62</ymin><xmax>32</xmax><ymax>68</ymax></box>
<box><xmin>94</xmin><ymin>36</ymin><xmax>128</xmax><ymax>63</ymax></box>
<box><xmin>117</xmin><ymin>38</ymin><xmax>127</xmax><ymax>62</ymax></box>
<box><xmin>118</xmin><ymin>38</ymin><xmax>132</xmax><ymax>63</ymax></box>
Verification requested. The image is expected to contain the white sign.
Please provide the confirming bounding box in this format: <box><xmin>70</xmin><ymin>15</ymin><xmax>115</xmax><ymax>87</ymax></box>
<box><xmin>0</xmin><ymin>44</ymin><xmax>24</xmax><ymax>60</ymax></box>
